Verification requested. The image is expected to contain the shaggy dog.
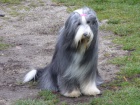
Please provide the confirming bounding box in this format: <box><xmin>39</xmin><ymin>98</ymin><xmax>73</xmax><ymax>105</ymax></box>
<box><xmin>24</xmin><ymin>7</ymin><xmax>103</xmax><ymax>97</ymax></box>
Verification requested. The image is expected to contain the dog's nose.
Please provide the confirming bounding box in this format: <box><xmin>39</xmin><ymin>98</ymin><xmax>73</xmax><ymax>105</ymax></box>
<box><xmin>83</xmin><ymin>33</ymin><xmax>88</xmax><ymax>36</ymax></box>
<box><xmin>83</xmin><ymin>33</ymin><xmax>90</xmax><ymax>38</ymax></box>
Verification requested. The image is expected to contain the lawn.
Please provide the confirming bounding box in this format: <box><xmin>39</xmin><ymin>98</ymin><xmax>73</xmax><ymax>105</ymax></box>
<box><xmin>0</xmin><ymin>0</ymin><xmax>21</xmax><ymax>3</ymax></box>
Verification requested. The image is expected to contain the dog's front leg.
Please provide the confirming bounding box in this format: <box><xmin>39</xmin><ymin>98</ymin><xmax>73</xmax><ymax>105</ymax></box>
<box><xmin>81</xmin><ymin>79</ymin><xmax>100</xmax><ymax>96</ymax></box>
<box><xmin>58</xmin><ymin>76</ymin><xmax>81</xmax><ymax>97</ymax></box>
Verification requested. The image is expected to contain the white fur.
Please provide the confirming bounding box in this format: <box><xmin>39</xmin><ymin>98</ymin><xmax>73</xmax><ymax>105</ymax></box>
<box><xmin>63</xmin><ymin>89</ymin><xmax>81</xmax><ymax>97</ymax></box>
<box><xmin>23</xmin><ymin>69</ymin><xmax>37</xmax><ymax>83</ymax></box>
<box><xmin>74</xmin><ymin>24</ymin><xmax>93</xmax><ymax>46</ymax></box>
<box><xmin>81</xmin><ymin>79</ymin><xmax>100</xmax><ymax>96</ymax></box>
<box><xmin>74</xmin><ymin>9</ymin><xmax>83</xmax><ymax>14</ymax></box>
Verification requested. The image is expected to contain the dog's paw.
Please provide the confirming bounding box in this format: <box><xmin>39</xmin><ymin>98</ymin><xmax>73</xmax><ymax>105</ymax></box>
<box><xmin>63</xmin><ymin>89</ymin><xmax>81</xmax><ymax>97</ymax></box>
<box><xmin>81</xmin><ymin>81</ymin><xmax>101</xmax><ymax>96</ymax></box>
<box><xmin>82</xmin><ymin>86</ymin><xmax>101</xmax><ymax>96</ymax></box>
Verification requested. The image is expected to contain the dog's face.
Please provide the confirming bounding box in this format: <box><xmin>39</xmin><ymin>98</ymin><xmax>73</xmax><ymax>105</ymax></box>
<box><xmin>64</xmin><ymin>7</ymin><xmax>98</xmax><ymax>51</ymax></box>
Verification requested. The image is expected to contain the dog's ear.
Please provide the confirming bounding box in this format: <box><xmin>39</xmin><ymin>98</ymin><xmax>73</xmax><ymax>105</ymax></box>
<box><xmin>64</xmin><ymin>12</ymin><xmax>80</xmax><ymax>30</ymax></box>
<box><xmin>60</xmin><ymin>13</ymin><xmax>79</xmax><ymax>49</ymax></box>
<box><xmin>63</xmin><ymin>12</ymin><xmax>77</xmax><ymax>38</ymax></box>
<box><xmin>65</xmin><ymin>13</ymin><xmax>75</xmax><ymax>29</ymax></box>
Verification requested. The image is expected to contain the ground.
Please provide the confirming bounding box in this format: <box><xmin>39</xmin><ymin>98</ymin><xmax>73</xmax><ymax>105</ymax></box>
<box><xmin>0</xmin><ymin>0</ymin><xmax>127</xmax><ymax>105</ymax></box>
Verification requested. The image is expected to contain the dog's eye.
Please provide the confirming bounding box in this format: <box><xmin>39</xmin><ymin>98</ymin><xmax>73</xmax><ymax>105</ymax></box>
<box><xmin>77</xmin><ymin>22</ymin><xmax>81</xmax><ymax>26</ymax></box>
<box><xmin>87</xmin><ymin>21</ymin><xmax>90</xmax><ymax>24</ymax></box>
<box><xmin>92</xmin><ymin>20</ymin><xmax>97</xmax><ymax>25</ymax></box>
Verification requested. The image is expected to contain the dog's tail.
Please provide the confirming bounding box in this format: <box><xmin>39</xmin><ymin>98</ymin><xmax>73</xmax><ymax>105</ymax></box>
<box><xmin>23</xmin><ymin>69</ymin><xmax>42</xmax><ymax>83</ymax></box>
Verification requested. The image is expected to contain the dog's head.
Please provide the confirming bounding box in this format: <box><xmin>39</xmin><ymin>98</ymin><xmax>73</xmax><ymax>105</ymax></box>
<box><xmin>62</xmin><ymin>7</ymin><xmax>98</xmax><ymax>52</ymax></box>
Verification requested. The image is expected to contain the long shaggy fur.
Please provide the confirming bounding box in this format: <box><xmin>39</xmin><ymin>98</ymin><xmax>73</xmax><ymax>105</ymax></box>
<box><xmin>24</xmin><ymin>7</ymin><xmax>103</xmax><ymax>97</ymax></box>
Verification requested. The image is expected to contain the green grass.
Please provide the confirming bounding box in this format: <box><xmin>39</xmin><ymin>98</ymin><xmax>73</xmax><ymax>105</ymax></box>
<box><xmin>0</xmin><ymin>0</ymin><xmax>22</xmax><ymax>4</ymax></box>
<box><xmin>90</xmin><ymin>87</ymin><xmax>140</xmax><ymax>105</ymax></box>
<box><xmin>15</xmin><ymin>99</ymin><xmax>52</xmax><ymax>105</ymax></box>
<box><xmin>0</xmin><ymin>38</ymin><xmax>10</xmax><ymax>50</ymax></box>
<box><xmin>0</xmin><ymin>43</ymin><xmax>9</xmax><ymax>50</ymax></box>
<box><xmin>38</xmin><ymin>90</ymin><xmax>58</xmax><ymax>102</ymax></box>
<box><xmin>14</xmin><ymin>90</ymin><xmax>59</xmax><ymax>105</ymax></box>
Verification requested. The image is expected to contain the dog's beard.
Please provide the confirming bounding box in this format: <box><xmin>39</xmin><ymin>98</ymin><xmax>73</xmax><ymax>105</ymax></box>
<box><xmin>74</xmin><ymin>27</ymin><xmax>93</xmax><ymax>52</ymax></box>
<box><xmin>77</xmin><ymin>35</ymin><xmax>90</xmax><ymax>49</ymax></box>
<box><xmin>73</xmin><ymin>34</ymin><xmax>93</xmax><ymax>53</ymax></box>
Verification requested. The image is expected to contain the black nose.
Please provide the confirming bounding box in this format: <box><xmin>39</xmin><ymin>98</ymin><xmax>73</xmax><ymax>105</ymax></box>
<box><xmin>83</xmin><ymin>33</ymin><xmax>88</xmax><ymax>37</ymax></box>
<box><xmin>83</xmin><ymin>33</ymin><xmax>90</xmax><ymax>38</ymax></box>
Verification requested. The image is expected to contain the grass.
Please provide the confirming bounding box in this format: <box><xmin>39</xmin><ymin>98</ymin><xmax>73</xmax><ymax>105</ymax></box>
<box><xmin>0</xmin><ymin>0</ymin><xmax>22</xmax><ymax>4</ymax></box>
<box><xmin>0</xmin><ymin>43</ymin><xmax>9</xmax><ymax>50</ymax></box>
<box><xmin>14</xmin><ymin>90</ymin><xmax>59</xmax><ymax>105</ymax></box>
<box><xmin>0</xmin><ymin>38</ymin><xmax>10</xmax><ymax>50</ymax></box>
<box><xmin>90</xmin><ymin>87</ymin><xmax>140</xmax><ymax>105</ymax></box>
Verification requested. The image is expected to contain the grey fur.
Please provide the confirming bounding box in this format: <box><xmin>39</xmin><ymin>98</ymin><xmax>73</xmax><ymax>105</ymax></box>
<box><xmin>26</xmin><ymin>7</ymin><xmax>103</xmax><ymax>96</ymax></box>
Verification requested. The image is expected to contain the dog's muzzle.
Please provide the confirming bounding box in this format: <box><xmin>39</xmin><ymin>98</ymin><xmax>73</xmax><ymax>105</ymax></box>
<box><xmin>74</xmin><ymin>24</ymin><xmax>93</xmax><ymax>50</ymax></box>
<box><xmin>78</xmin><ymin>33</ymin><xmax>90</xmax><ymax>44</ymax></box>
<box><xmin>77</xmin><ymin>33</ymin><xmax>92</xmax><ymax>51</ymax></box>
